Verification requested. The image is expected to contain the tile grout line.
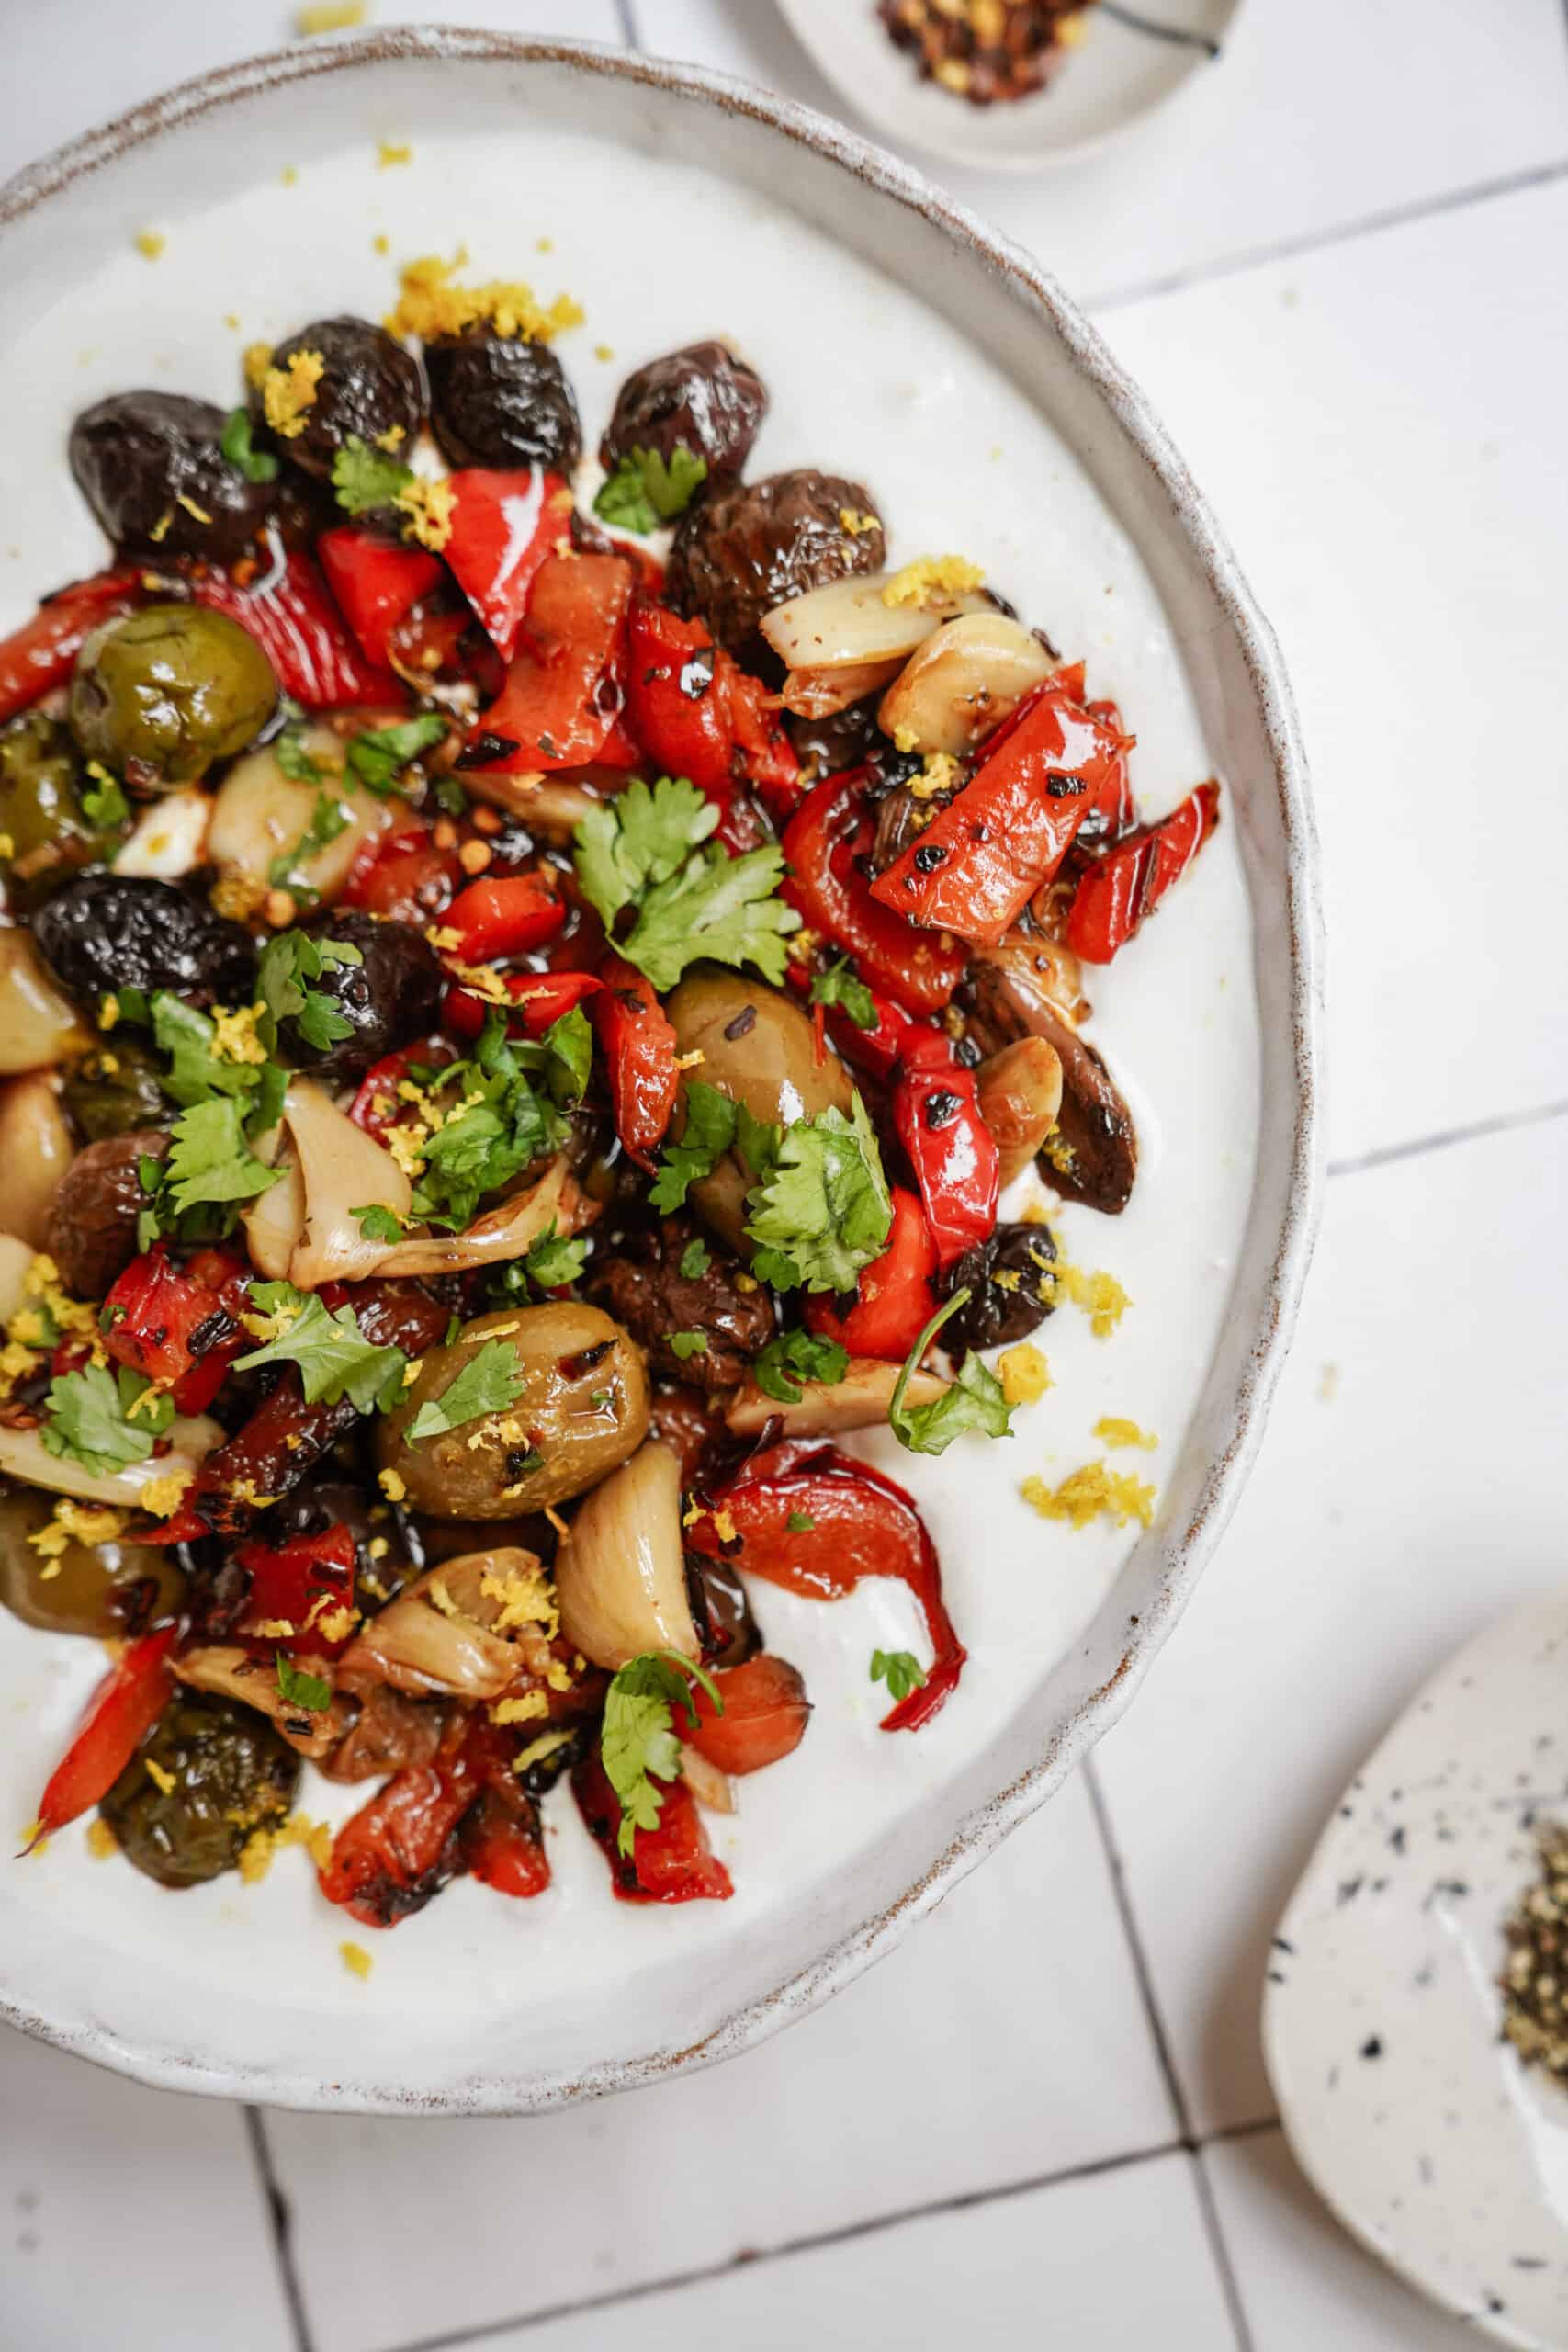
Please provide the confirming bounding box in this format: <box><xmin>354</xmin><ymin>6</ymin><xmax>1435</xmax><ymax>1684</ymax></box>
<box><xmin>1326</xmin><ymin>1094</ymin><xmax>1568</xmax><ymax>1182</ymax></box>
<box><xmin>614</xmin><ymin>0</ymin><xmax>640</xmax><ymax>50</ymax></box>
<box><xmin>1082</xmin><ymin>1758</ymin><xmax>1256</xmax><ymax>2352</ymax></box>
<box><xmin>1084</xmin><ymin>153</ymin><xmax>1568</xmax><ymax>314</ymax></box>
<box><xmin>243</xmin><ymin>2106</ymin><xmax>316</xmax><ymax>2352</ymax></box>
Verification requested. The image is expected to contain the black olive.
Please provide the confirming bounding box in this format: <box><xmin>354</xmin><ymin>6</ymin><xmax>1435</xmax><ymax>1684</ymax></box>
<box><xmin>70</xmin><ymin>390</ymin><xmax>276</xmax><ymax>560</ymax></box>
<box><xmin>787</xmin><ymin>695</ymin><xmax>884</xmax><ymax>782</ymax></box>
<box><xmin>276</xmin><ymin>907</ymin><xmax>443</xmax><ymax>1081</ymax></box>
<box><xmin>601</xmin><ymin>340</ymin><xmax>766</xmax><ymax>487</ymax></box>
<box><xmin>513</xmin><ymin>1719</ymin><xmax>591</xmax><ymax>1798</ymax></box>
<box><xmin>99</xmin><ymin>1690</ymin><xmax>299</xmax><ymax>1887</ymax></box>
<box><xmin>30</xmin><ymin>873</ymin><xmax>258</xmax><ymax>1011</ymax></box>
<box><xmin>667</xmin><ymin>469</ymin><xmax>885</xmax><ymax>673</ymax></box>
<box><xmin>942</xmin><ymin>1221</ymin><xmax>1059</xmax><ymax>1352</ymax></box>
<box><xmin>257</xmin><ymin>316</ymin><xmax>425</xmax><ymax>481</ymax></box>
<box><xmin>424</xmin><ymin>328</ymin><xmax>581</xmax><ymax>472</ymax></box>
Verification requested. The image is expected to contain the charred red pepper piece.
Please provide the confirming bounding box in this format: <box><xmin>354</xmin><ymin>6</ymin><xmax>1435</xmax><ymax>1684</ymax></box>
<box><xmin>0</xmin><ymin>570</ymin><xmax>141</xmax><ymax>725</ymax></box>
<box><xmin>454</xmin><ymin>1718</ymin><xmax>551</xmax><ymax>1898</ymax></box>
<box><xmin>869</xmin><ymin>668</ymin><xmax>1130</xmax><ymax>947</ymax></box>
<box><xmin>28</xmin><ymin>1627</ymin><xmax>179</xmax><ymax>1844</ymax></box>
<box><xmin>782</xmin><ymin>770</ymin><xmax>966</xmax><ymax>1016</ymax></box>
<box><xmin>1065</xmin><ymin>780</ymin><xmax>1220</xmax><ymax>965</ymax></box>
<box><xmin>624</xmin><ymin>600</ymin><xmax>800</xmax><ymax>844</ymax></box>
<box><xmin>321</xmin><ymin>1714</ymin><xmax>551</xmax><ymax>1924</ymax></box>
<box><xmin>232</xmin><ymin>1522</ymin><xmax>357</xmax><ymax>1658</ymax></box>
<box><xmin>190</xmin><ymin>548</ymin><xmax>400</xmax><ymax>707</ymax></box>
<box><xmin>572</xmin><ymin>1748</ymin><xmax>734</xmax><ymax>1905</ymax></box>
<box><xmin>461</xmin><ymin>552</ymin><xmax>637</xmax><ymax>775</ymax></box>
<box><xmin>688</xmin><ymin>1441</ymin><xmax>964</xmax><ymax>1732</ymax></box>
<box><xmin>318</xmin><ymin>526</ymin><xmax>444</xmax><ymax>672</ymax></box>
<box><xmin>892</xmin><ymin>1030</ymin><xmax>998</xmax><ymax>1272</ymax></box>
<box><xmin>440</xmin><ymin>966</ymin><xmax>602</xmax><ymax>1044</ymax></box>
<box><xmin>683</xmin><ymin>1654</ymin><xmax>811</xmax><ymax>1777</ymax></box>
<box><xmin>805</xmin><ymin>1184</ymin><xmax>938</xmax><ymax>1362</ymax></box>
<box><xmin>592</xmin><ymin>953</ymin><xmax>679</xmax><ymax>1170</ymax></box>
<box><xmin>440</xmin><ymin>869</ymin><xmax>567</xmax><ymax>963</ymax></box>
<box><xmin>443</xmin><ymin>465</ymin><xmax>569</xmax><ymax>660</ymax></box>
<box><xmin>347</xmin><ymin>1038</ymin><xmax>452</xmax><ymax>1137</ymax></box>
<box><xmin>1085</xmin><ymin>696</ymin><xmax>1137</xmax><ymax>834</ymax></box>
<box><xmin>341</xmin><ymin>816</ymin><xmax>464</xmax><ymax>925</ymax></box>
<box><xmin>102</xmin><ymin>1243</ymin><xmax>243</xmax><ymax>1407</ymax></box>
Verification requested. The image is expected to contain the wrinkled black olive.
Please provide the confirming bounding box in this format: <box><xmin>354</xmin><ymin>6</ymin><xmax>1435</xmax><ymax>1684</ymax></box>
<box><xmin>667</xmin><ymin>469</ymin><xmax>885</xmax><ymax>671</ymax></box>
<box><xmin>46</xmin><ymin>1128</ymin><xmax>170</xmax><ymax>1300</ymax></box>
<box><xmin>786</xmin><ymin>695</ymin><xmax>884</xmax><ymax>782</ymax></box>
<box><xmin>686</xmin><ymin>1549</ymin><xmax>762</xmax><ymax>1670</ymax></box>
<box><xmin>30</xmin><ymin>873</ymin><xmax>257</xmax><ymax>1011</ymax></box>
<box><xmin>424</xmin><ymin>328</ymin><xmax>581</xmax><ymax>471</ymax></box>
<box><xmin>942</xmin><ymin>1221</ymin><xmax>1058</xmax><ymax>1352</ymax></box>
<box><xmin>71</xmin><ymin>391</ymin><xmax>276</xmax><ymax>560</ymax></box>
<box><xmin>601</xmin><ymin>341</ymin><xmax>765</xmax><ymax>487</ymax></box>
<box><xmin>583</xmin><ymin>1217</ymin><xmax>774</xmax><ymax>1390</ymax></box>
<box><xmin>258</xmin><ymin>316</ymin><xmax>425</xmax><ymax>481</ymax></box>
<box><xmin>99</xmin><ymin>1691</ymin><xmax>299</xmax><ymax>1887</ymax></box>
<box><xmin>276</xmin><ymin>907</ymin><xmax>443</xmax><ymax>1081</ymax></box>
<box><xmin>513</xmin><ymin>1719</ymin><xmax>592</xmax><ymax>1798</ymax></box>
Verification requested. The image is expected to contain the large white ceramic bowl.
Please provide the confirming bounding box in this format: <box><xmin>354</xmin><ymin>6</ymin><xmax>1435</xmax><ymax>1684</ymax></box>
<box><xmin>0</xmin><ymin>29</ymin><xmax>1320</xmax><ymax>2114</ymax></box>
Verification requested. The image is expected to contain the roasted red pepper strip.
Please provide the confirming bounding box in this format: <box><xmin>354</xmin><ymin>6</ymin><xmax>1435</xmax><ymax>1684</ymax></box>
<box><xmin>572</xmin><ymin>1748</ymin><xmax>734</xmax><ymax>1905</ymax></box>
<box><xmin>454</xmin><ymin>1717</ymin><xmax>551</xmax><ymax>1898</ymax></box>
<box><xmin>592</xmin><ymin>953</ymin><xmax>679</xmax><ymax>1169</ymax></box>
<box><xmin>683</xmin><ymin>1654</ymin><xmax>811</xmax><ymax>1777</ymax></box>
<box><xmin>443</xmin><ymin>466</ymin><xmax>568</xmax><ymax>661</ymax></box>
<box><xmin>232</xmin><ymin>1522</ymin><xmax>357</xmax><ymax>1658</ymax></box>
<box><xmin>804</xmin><ymin>1184</ymin><xmax>938</xmax><ymax>1362</ymax></box>
<box><xmin>0</xmin><ymin>570</ymin><xmax>141</xmax><ymax>725</ymax></box>
<box><xmin>441</xmin><ymin>967</ymin><xmax>602</xmax><ymax>1044</ymax></box>
<box><xmin>29</xmin><ymin>1627</ymin><xmax>179</xmax><ymax>1842</ymax></box>
<box><xmin>461</xmin><ymin>552</ymin><xmax>637</xmax><ymax>775</ymax></box>
<box><xmin>869</xmin><ymin>670</ymin><xmax>1130</xmax><ymax>947</ymax></box>
<box><xmin>190</xmin><ymin>548</ymin><xmax>400</xmax><ymax>707</ymax></box>
<box><xmin>318</xmin><ymin>527</ymin><xmax>443</xmax><ymax>672</ymax></box>
<box><xmin>440</xmin><ymin>869</ymin><xmax>567</xmax><ymax>963</ymax></box>
<box><xmin>1065</xmin><ymin>780</ymin><xmax>1220</xmax><ymax>965</ymax></box>
<box><xmin>1086</xmin><ymin>697</ymin><xmax>1137</xmax><ymax>833</ymax></box>
<box><xmin>782</xmin><ymin>771</ymin><xmax>966</xmax><ymax>1016</ymax></box>
<box><xmin>102</xmin><ymin>1243</ymin><xmax>241</xmax><ymax>1397</ymax></box>
<box><xmin>347</xmin><ymin>1038</ymin><xmax>453</xmax><ymax>1136</ymax></box>
<box><xmin>341</xmin><ymin>816</ymin><xmax>464</xmax><ymax>924</ymax></box>
<box><xmin>321</xmin><ymin>1715</ymin><xmax>553</xmax><ymax>1923</ymax></box>
<box><xmin>624</xmin><ymin>600</ymin><xmax>800</xmax><ymax>842</ymax></box>
<box><xmin>688</xmin><ymin>1441</ymin><xmax>964</xmax><ymax>1732</ymax></box>
<box><xmin>892</xmin><ymin>1031</ymin><xmax>999</xmax><ymax>1272</ymax></box>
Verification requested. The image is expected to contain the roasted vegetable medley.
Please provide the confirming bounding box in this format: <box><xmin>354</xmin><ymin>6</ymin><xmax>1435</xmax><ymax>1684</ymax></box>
<box><xmin>0</xmin><ymin>264</ymin><xmax>1217</xmax><ymax>1927</ymax></box>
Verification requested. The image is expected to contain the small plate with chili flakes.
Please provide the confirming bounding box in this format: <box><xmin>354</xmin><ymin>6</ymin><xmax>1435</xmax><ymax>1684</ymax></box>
<box><xmin>777</xmin><ymin>0</ymin><xmax>1244</xmax><ymax>175</ymax></box>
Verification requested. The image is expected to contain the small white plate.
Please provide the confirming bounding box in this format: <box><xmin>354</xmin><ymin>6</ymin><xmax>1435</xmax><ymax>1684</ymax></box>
<box><xmin>1265</xmin><ymin>1590</ymin><xmax>1568</xmax><ymax>2350</ymax></box>
<box><xmin>777</xmin><ymin>0</ymin><xmax>1243</xmax><ymax>175</ymax></box>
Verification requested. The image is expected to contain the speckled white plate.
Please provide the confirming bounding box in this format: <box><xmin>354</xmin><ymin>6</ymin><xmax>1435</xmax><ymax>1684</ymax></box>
<box><xmin>777</xmin><ymin>0</ymin><xmax>1244</xmax><ymax>175</ymax></box>
<box><xmin>1266</xmin><ymin>1591</ymin><xmax>1568</xmax><ymax>2349</ymax></box>
<box><xmin>0</xmin><ymin>29</ymin><xmax>1317</xmax><ymax>2114</ymax></box>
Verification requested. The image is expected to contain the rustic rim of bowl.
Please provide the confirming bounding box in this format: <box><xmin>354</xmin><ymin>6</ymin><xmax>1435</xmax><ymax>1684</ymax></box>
<box><xmin>0</xmin><ymin>27</ymin><xmax>1324</xmax><ymax>2113</ymax></box>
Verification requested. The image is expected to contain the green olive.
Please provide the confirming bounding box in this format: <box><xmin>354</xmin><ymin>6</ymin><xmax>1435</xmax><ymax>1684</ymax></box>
<box><xmin>0</xmin><ymin>1478</ymin><xmax>186</xmax><ymax>1637</ymax></box>
<box><xmin>0</xmin><ymin>711</ymin><xmax>120</xmax><ymax>906</ymax></box>
<box><xmin>664</xmin><ymin>967</ymin><xmax>852</xmax><ymax>1252</ymax></box>
<box><xmin>99</xmin><ymin>1690</ymin><xmax>299</xmax><ymax>1887</ymax></box>
<box><xmin>69</xmin><ymin>603</ymin><xmax>277</xmax><ymax>788</ymax></box>
<box><xmin>61</xmin><ymin>1035</ymin><xmax>173</xmax><ymax>1144</ymax></box>
<box><xmin>377</xmin><ymin>1303</ymin><xmax>649</xmax><ymax>1520</ymax></box>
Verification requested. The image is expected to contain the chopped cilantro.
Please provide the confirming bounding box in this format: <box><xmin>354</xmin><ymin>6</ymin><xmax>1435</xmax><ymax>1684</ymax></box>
<box><xmin>276</xmin><ymin>1651</ymin><xmax>332</xmax><ymax>1713</ymax></box>
<box><xmin>345</xmin><ymin>713</ymin><xmax>447</xmax><ymax>796</ymax></box>
<box><xmin>745</xmin><ymin>1093</ymin><xmax>891</xmax><ymax>1295</ymax></box>
<box><xmin>752</xmin><ymin>1327</ymin><xmax>850</xmax><ymax>1405</ymax></box>
<box><xmin>150</xmin><ymin>993</ymin><xmax>260</xmax><ymax>1108</ymax></box>
<box><xmin>331</xmin><ymin>433</ymin><xmax>413</xmax><ymax>515</ymax></box>
<box><xmin>573</xmin><ymin>775</ymin><xmax>800</xmax><ymax>992</ymax></box>
<box><xmin>404</xmin><ymin>1338</ymin><xmax>525</xmax><ymax>1443</ymax></box>
<box><xmin>679</xmin><ymin>1237</ymin><xmax>711</xmax><ymax>1281</ymax></box>
<box><xmin>786</xmin><ymin>1509</ymin><xmax>816</xmax><ymax>1533</ymax></box>
<box><xmin>886</xmin><ymin>1287</ymin><xmax>1015</xmax><ymax>1457</ymax></box>
<box><xmin>601</xmin><ymin>1650</ymin><xmax>723</xmax><ymax>1856</ymax></box>
<box><xmin>235</xmin><ymin>1281</ymin><xmax>409</xmax><ymax>1412</ymax></box>
<box><xmin>871</xmin><ymin>1649</ymin><xmax>928</xmax><ymax>1703</ymax></box>
<box><xmin>670</xmin><ymin>1330</ymin><xmax>708</xmax><ymax>1362</ymax></box>
<box><xmin>163</xmin><ymin>1098</ymin><xmax>281</xmax><ymax>1216</ymax></box>
<box><xmin>82</xmin><ymin>763</ymin><xmax>130</xmax><ymax>830</ymax></box>
<box><xmin>220</xmin><ymin>405</ymin><xmax>279</xmax><ymax>485</ymax></box>
<box><xmin>433</xmin><ymin>773</ymin><xmax>468</xmax><ymax>818</ymax></box>
<box><xmin>592</xmin><ymin>442</ymin><xmax>708</xmax><ymax>536</ymax></box>
<box><xmin>574</xmin><ymin>775</ymin><xmax>716</xmax><ymax>922</ymax></box>
<box><xmin>354</xmin><ymin>1204</ymin><xmax>406</xmax><ymax>1242</ymax></box>
<box><xmin>41</xmin><ymin>1363</ymin><xmax>173</xmax><ymax>1476</ymax></box>
<box><xmin>256</xmin><ymin>929</ymin><xmax>362</xmax><ymax>1056</ymax></box>
<box><xmin>649</xmin><ymin>1080</ymin><xmax>738</xmax><ymax>1213</ymax></box>
<box><xmin>523</xmin><ymin>1224</ymin><xmax>589</xmax><ymax>1289</ymax></box>
<box><xmin>810</xmin><ymin>956</ymin><xmax>878</xmax><ymax>1031</ymax></box>
<box><xmin>273</xmin><ymin>725</ymin><xmax>332</xmax><ymax>786</ymax></box>
<box><xmin>268</xmin><ymin>790</ymin><xmax>352</xmax><ymax>896</ymax></box>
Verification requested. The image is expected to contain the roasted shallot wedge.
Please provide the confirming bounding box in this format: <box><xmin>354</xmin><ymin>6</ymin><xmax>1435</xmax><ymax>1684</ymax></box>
<box><xmin>725</xmin><ymin>1357</ymin><xmax>950</xmax><ymax>1439</ymax></box>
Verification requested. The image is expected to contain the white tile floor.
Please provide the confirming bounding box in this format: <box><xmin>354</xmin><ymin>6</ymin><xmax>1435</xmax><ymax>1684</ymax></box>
<box><xmin>4</xmin><ymin>6</ymin><xmax>1566</xmax><ymax>2348</ymax></box>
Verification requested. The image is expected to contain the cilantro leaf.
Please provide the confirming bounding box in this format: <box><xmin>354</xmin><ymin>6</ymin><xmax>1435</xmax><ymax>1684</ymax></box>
<box><xmin>150</xmin><ymin>993</ymin><xmax>259</xmax><ymax>1107</ymax></box>
<box><xmin>274</xmin><ymin>726</ymin><xmax>332</xmax><ymax>785</ymax></box>
<box><xmin>524</xmin><ymin>1224</ymin><xmax>589</xmax><ymax>1289</ymax></box>
<box><xmin>573</xmin><ymin>775</ymin><xmax>717</xmax><ymax>932</ymax></box>
<box><xmin>871</xmin><ymin>1649</ymin><xmax>928</xmax><ymax>1703</ymax></box>
<box><xmin>164</xmin><ymin>1098</ymin><xmax>280</xmax><ymax>1216</ymax></box>
<box><xmin>615</xmin><ymin>838</ymin><xmax>801</xmax><ymax>993</ymax></box>
<box><xmin>601</xmin><ymin>1650</ymin><xmax>723</xmax><ymax>1856</ymax></box>
<box><xmin>405</xmin><ymin>1339</ymin><xmax>525</xmax><ymax>1444</ymax></box>
<box><xmin>268</xmin><ymin>790</ymin><xmax>352</xmax><ymax>896</ymax></box>
<box><xmin>220</xmin><ymin>406</ymin><xmax>279</xmax><ymax>485</ymax></box>
<box><xmin>670</xmin><ymin>1330</ymin><xmax>708</xmax><ymax>1362</ymax></box>
<box><xmin>786</xmin><ymin>1510</ymin><xmax>815</xmax><ymax>1532</ymax></box>
<box><xmin>752</xmin><ymin>1326</ymin><xmax>850</xmax><ymax>1405</ymax></box>
<box><xmin>235</xmin><ymin>1282</ymin><xmax>408</xmax><ymax>1412</ymax></box>
<box><xmin>332</xmin><ymin>433</ymin><xmax>413</xmax><ymax>515</ymax></box>
<box><xmin>41</xmin><ymin>1363</ymin><xmax>173</xmax><ymax>1476</ymax></box>
<box><xmin>354</xmin><ymin>1204</ymin><xmax>405</xmax><ymax>1242</ymax></box>
<box><xmin>536</xmin><ymin>1006</ymin><xmax>592</xmax><ymax>1106</ymax></box>
<box><xmin>82</xmin><ymin>763</ymin><xmax>130</xmax><ymax>829</ymax></box>
<box><xmin>886</xmin><ymin>1287</ymin><xmax>1016</xmax><ymax>1457</ymax></box>
<box><xmin>649</xmin><ymin>1080</ymin><xmax>738</xmax><ymax>1213</ymax></box>
<box><xmin>592</xmin><ymin>443</ymin><xmax>708</xmax><ymax>535</ymax></box>
<box><xmin>810</xmin><ymin>956</ymin><xmax>878</xmax><ymax>1031</ymax></box>
<box><xmin>407</xmin><ymin>1024</ymin><xmax>567</xmax><ymax>1235</ymax></box>
<box><xmin>679</xmin><ymin>1237</ymin><xmax>711</xmax><ymax>1280</ymax></box>
<box><xmin>256</xmin><ymin>930</ymin><xmax>362</xmax><ymax>1055</ymax></box>
<box><xmin>345</xmin><ymin>713</ymin><xmax>447</xmax><ymax>796</ymax></box>
<box><xmin>744</xmin><ymin>1092</ymin><xmax>891</xmax><ymax>1295</ymax></box>
<box><xmin>276</xmin><ymin>1651</ymin><xmax>332</xmax><ymax>1713</ymax></box>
